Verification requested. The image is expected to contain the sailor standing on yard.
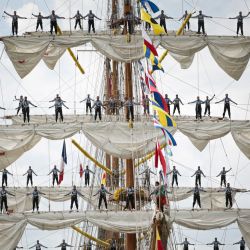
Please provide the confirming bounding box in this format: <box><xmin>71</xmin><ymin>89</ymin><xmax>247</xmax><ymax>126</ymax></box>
<box><xmin>176</xmin><ymin>238</ymin><xmax>195</xmax><ymax>250</ymax></box>
<box><xmin>172</xmin><ymin>94</ymin><xmax>184</xmax><ymax>116</ymax></box>
<box><xmin>65</xmin><ymin>185</ymin><xmax>85</xmax><ymax>212</ymax></box>
<box><xmin>49</xmin><ymin>96</ymin><xmax>69</xmax><ymax>122</ymax></box>
<box><xmin>71</xmin><ymin>10</ymin><xmax>84</xmax><ymax>29</ymax></box>
<box><xmin>229</xmin><ymin>11</ymin><xmax>250</xmax><ymax>36</ymax></box>
<box><xmin>167</xmin><ymin>166</ymin><xmax>181</xmax><ymax>187</ymax></box>
<box><xmin>155</xmin><ymin>10</ymin><xmax>173</xmax><ymax>33</ymax></box>
<box><xmin>92</xmin><ymin>96</ymin><xmax>104</xmax><ymax>121</ymax></box>
<box><xmin>45</xmin><ymin>10</ymin><xmax>65</xmax><ymax>35</ymax></box>
<box><xmin>48</xmin><ymin>165</ymin><xmax>61</xmax><ymax>186</ymax></box>
<box><xmin>23</xmin><ymin>166</ymin><xmax>38</xmax><ymax>187</ymax></box>
<box><xmin>216</xmin><ymin>167</ymin><xmax>232</xmax><ymax>187</ymax></box>
<box><xmin>83</xmin><ymin>10</ymin><xmax>101</xmax><ymax>33</ymax></box>
<box><xmin>22</xmin><ymin>97</ymin><xmax>37</xmax><ymax>123</ymax></box>
<box><xmin>32</xmin><ymin>12</ymin><xmax>46</xmax><ymax>31</ymax></box>
<box><xmin>29</xmin><ymin>240</ymin><xmax>48</xmax><ymax>249</ymax></box>
<box><xmin>191</xmin><ymin>10</ymin><xmax>212</xmax><ymax>34</ymax></box>
<box><xmin>4</xmin><ymin>11</ymin><xmax>27</xmax><ymax>36</ymax></box>
<box><xmin>188</xmin><ymin>96</ymin><xmax>205</xmax><ymax>120</ymax></box>
<box><xmin>187</xmin><ymin>184</ymin><xmax>206</xmax><ymax>210</ymax></box>
<box><xmin>179</xmin><ymin>10</ymin><xmax>190</xmax><ymax>30</ymax></box>
<box><xmin>215</xmin><ymin>94</ymin><xmax>238</xmax><ymax>119</ymax></box>
<box><xmin>191</xmin><ymin>166</ymin><xmax>206</xmax><ymax>187</ymax></box>
<box><xmin>27</xmin><ymin>186</ymin><xmax>45</xmax><ymax>213</ymax></box>
<box><xmin>83</xmin><ymin>165</ymin><xmax>94</xmax><ymax>186</ymax></box>
<box><xmin>204</xmin><ymin>94</ymin><xmax>215</xmax><ymax>117</ymax></box>
<box><xmin>218</xmin><ymin>182</ymin><xmax>242</xmax><ymax>209</ymax></box>
<box><xmin>93</xmin><ymin>184</ymin><xmax>112</xmax><ymax>210</ymax></box>
<box><xmin>124</xmin><ymin>186</ymin><xmax>135</xmax><ymax>210</ymax></box>
<box><xmin>80</xmin><ymin>94</ymin><xmax>95</xmax><ymax>115</ymax></box>
<box><xmin>124</xmin><ymin>97</ymin><xmax>140</xmax><ymax>121</ymax></box>
<box><xmin>0</xmin><ymin>186</ymin><xmax>15</xmax><ymax>213</ymax></box>
<box><xmin>55</xmin><ymin>240</ymin><xmax>73</xmax><ymax>250</ymax></box>
<box><xmin>14</xmin><ymin>95</ymin><xmax>24</xmax><ymax>115</ymax></box>
<box><xmin>1</xmin><ymin>168</ymin><xmax>13</xmax><ymax>187</ymax></box>
<box><xmin>233</xmin><ymin>237</ymin><xmax>246</xmax><ymax>250</ymax></box>
<box><xmin>164</xmin><ymin>94</ymin><xmax>173</xmax><ymax>114</ymax></box>
<box><xmin>206</xmin><ymin>238</ymin><xmax>225</xmax><ymax>250</ymax></box>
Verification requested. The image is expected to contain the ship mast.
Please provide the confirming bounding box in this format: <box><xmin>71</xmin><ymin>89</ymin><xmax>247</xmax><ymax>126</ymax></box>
<box><xmin>124</xmin><ymin>0</ymin><xmax>136</xmax><ymax>249</ymax></box>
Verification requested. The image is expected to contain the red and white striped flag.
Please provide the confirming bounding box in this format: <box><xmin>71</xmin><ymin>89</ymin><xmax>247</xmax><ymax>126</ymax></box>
<box><xmin>58</xmin><ymin>140</ymin><xmax>67</xmax><ymax>184</ymax></box>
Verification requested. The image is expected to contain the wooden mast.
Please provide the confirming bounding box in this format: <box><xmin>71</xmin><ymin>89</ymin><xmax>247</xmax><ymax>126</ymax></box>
<box><xmin>124</xmin><ymin>1</ymin><xmax>136</xmax><ymax>249</ymax></box>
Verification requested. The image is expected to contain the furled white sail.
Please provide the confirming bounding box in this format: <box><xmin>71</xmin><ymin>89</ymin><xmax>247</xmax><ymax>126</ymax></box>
<box><xmin>1</xmin><ymin>34</ymin><xmax>250</xmax><ymax>80</ymax></box>
<box><xmin>0</xmin><ymin>117</ymin><xmax>249</xmax><ymax>169</ymax></box>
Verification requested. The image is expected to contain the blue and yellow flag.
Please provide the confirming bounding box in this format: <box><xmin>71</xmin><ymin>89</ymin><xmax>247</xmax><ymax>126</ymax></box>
<box><xmin>141</xmin><ymin>8</ymin><xmax>165</xmax><ymax>35</ymax></box>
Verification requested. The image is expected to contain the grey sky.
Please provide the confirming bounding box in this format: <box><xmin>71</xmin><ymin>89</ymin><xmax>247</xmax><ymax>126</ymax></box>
<box><xmin>0</xmin><ymin>0</ymin><xmax>250</xmax><ymax>249</ymax></box>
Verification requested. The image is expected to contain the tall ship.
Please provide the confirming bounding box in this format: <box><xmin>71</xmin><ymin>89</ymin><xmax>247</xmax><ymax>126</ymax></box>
<box><xmin>0</xmin><ymin>0</ymin><xmax>249</xmax><ymax>249</ymax></box>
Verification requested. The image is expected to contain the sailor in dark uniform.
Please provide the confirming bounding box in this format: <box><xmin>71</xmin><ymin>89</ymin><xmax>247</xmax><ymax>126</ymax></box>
<box><xmin>93</xmin><ymin>184</ymin><xmax>112</xmax><ymax>210</ymax></box>
<box><xmin>167</xmin><ymin>166</ymin><xmax>181</xmax><ymax>187</ymax></box>
<box><xmin>55</xmin><ymin>240</ymin><xmax>73</xmax><ymax>250</ymax></box>
<box><xmin>22</xmin><ymin>97</ymin><xmax>37</xmax><ymax>123</ymax></box>
<box><xmin>80</xmin><ymin>94</ymin><xmax>95</xmax><ymax>115</ymax></box>
<box><xmin>187</xmin><ymin>184</ymin><xmax>206</xmax><ymax>209</ymax></box>
<box><xmin>27</xmin><ymin>186</ymin><xmax>45</xmax><ymax>213</ymax></box>
<box><xmin>14</xmin><ymin>95</ymin><xmax>24</xmax><ymax>115</ymax></box>
<box><xmin>23</xmin><ymin>166</ymin><xmax>38</xmax><ymax>187</ymax></box>
<box><xmin>204</xmin><ymin>94</ymin><xmax>215</xmax><ymax>117</ymax></box>
<box><xmin>48</xmin><ymin>165</ymin><xmax>61</xmax><ymax>186</ymax></box>
<box><xmin>32</xmin><ymin>12</ymin><xmax>45</xmax><ymax>31</ymax></box>
<box><xmin>206</xmin><ymin>238</ymin><xmax>225</xmax><ymax>250</ymax></box>
<box><xmin>191</xmin><ymin>10</ymin><xmax>212</xmax><ymax>34</ymax></box>
<box><xmin>45</xmin><ymin>10</ymin><xmax>65</xmax><ymax>35</ymax></box>
<box><xmin>216</xmin><ymin>167</ymin><xmax>232</xmax><ymax>187</ymax></box>
<box><xmin>191</xmin><ymin>166</ymin><xmax>206</xmax><ymax>186</ymax></box>
<box><xmin>218</xmin><ymin>182</ymin><xmax>236</xmax><ymax>209</ymax></box>
<box><xmin>215</xmin><ymin>94</ymin><xmax>238</xmax><ymax>119</ymax></box>
<box><xmin>83</xmin><ymin>10</ymin><xmax>101</xmax><ymax>33</ymax></box>
<box><xmin>49</xmin><ymin>96</ymin><xmax>69</xmax><ymax>122</ymax></box>
<box><xmin>4</xmin><ymin>11</ymin><xmax>27</xmax><ymax>36</ymax></box>
<box><xmin>83</xmin><ymin>165</ymin><xmax>94</xmax><ymax>186</ymax></box>
<box><xmin>164</xmin><ymin>94</ymin><xmax>173</xmax><ymax>114</ymax></box>
<box><xmin>92</xmin><ymin>96</ymin><xmax>104</xmax><ymax>121</ymax></box>
<box><xmin>29</xmin><ymin>240</ymin><xmax>48</xmax><ymax>249</ymax></box>
<box><xmin>0</xmin><ymin>186</ymin><xmax>15</xmax><ymax>213</ymax></box>
<box><xmin>229</xmin><ymin>11</ymin><xmax>250</xmax><ymax>36</ymax></box>
<box><xmin>233</xmin><ymin>237</ymin><xmax>246</xmax><ymax>250</ymax></box>
<box><xmin>124</xmin><ymin>186</ymin><xmax>135</xmax><ymax>210</ymax></box>
<box><xmin>172</xmin><ymin>94</ymin><xmax>184</xmax><ymax>115</ymax></box>
<box><xmin>155</xmin><ymin>10</ymin><xmax>173</xmax><ymax>33</ymax></box>
<box><xmin>1</xmin><ymin>169</ymin><xmax>13</xmax><ymax>187</ymax></box>
<box><xmin>65</xmin><ymin>185</ymin><xmax>84</xmax><ymax>212</ymax></box>
<box><xmin>71</xmin><ymin>10</ymin><xmax>84</xmax><ymax>29</ymax></box>
<box><xmin>179</xmin><ymin>10</ymin><xmax>190</xmax><ymax>30</ymax></box>
<box><xmin>188</xmin><ymin>96</ymin><xmax>205</xmax><ymax>120</ymax></box>
<box><xmin>176</xmin><ymin>238</ymin><xmax>194</xmax><ymax>250</ymax></box>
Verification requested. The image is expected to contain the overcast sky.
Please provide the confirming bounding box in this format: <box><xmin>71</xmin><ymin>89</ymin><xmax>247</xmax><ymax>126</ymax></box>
<box><xmin>0</xmin><ymin>0</ymin><xmax>250</xmax><ymax>249</ymax></box>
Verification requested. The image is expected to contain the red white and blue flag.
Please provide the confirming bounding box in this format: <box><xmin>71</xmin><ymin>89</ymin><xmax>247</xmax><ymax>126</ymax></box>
<box><xmin>59</xmin><ymin>140</ymin><xmax>67</xmax><ymax>184</ymax></box>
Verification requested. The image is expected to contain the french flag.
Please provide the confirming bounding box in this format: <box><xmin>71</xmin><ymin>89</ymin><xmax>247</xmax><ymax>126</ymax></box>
<box><xmin>59</xmin><ymin>140</ymin><xmax>67</xmax><ymax>184</ymax></box>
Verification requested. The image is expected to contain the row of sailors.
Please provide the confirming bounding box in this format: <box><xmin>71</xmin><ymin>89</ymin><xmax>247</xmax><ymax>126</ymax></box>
<box><xmin>14</xmin><ymin>236</ymin><xmax>247</xmax><ymax>250</ymax></box>
<box><xmin>1</xmin><ymin>165</ymin><xmax>94</xmax><ymax>187</ymax></box>
<box><xmin>7</xmin><ymin>93</ymin><xmax>238</xmax><ymax>123</ymax></box>
<box><xmin>1</xmin><ymin>164</ymin><xmax>233</xmax><ymax>190</ymax></box>
<box><xmin>176</xmin><ymin>237</ymin><xmax>246</xmax><ymax>250</ymax></box>
<box><xmin>0</xmin><ymin>179</ymin><xmax>244</xmax><ymax>214</ymax></box>
<box><xmin>0</xmin><ymin>184</ymin><xmax>112</xmax><ymax>213</ymax></box>
<box><xmin>3</xmin><ymin>9</ymin><xmax>250</xmax><ymax>36</ymax></box>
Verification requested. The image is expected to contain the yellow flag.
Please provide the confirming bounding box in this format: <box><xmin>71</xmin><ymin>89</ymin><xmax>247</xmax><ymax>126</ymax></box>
<box><xmin>141</xmin><ymin>8</ymin><xmax>165</xmax><ymax>35</ymax></box>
